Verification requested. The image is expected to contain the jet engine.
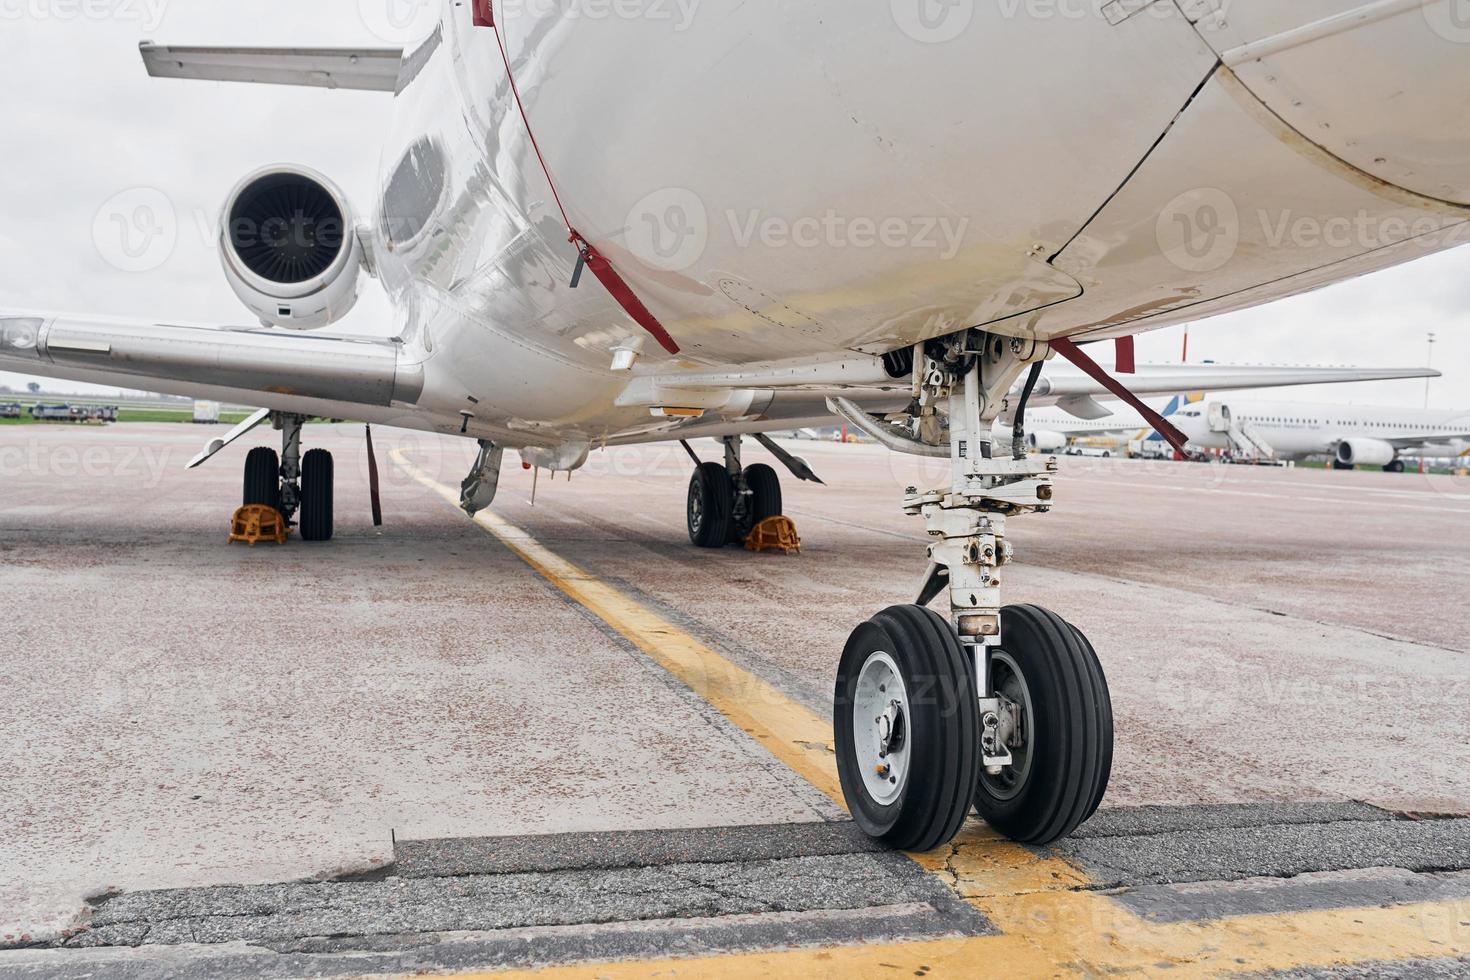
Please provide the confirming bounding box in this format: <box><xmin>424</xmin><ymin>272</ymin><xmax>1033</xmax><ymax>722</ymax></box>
<box><xmin>220</xmin><ymin>166</ymin><xmax>364</xmax><ymax>329</ymax></box>
<box><xmin>1028</xmin><ymin>430</ymin><xmax>1068</xmax><ymax>453</ymax></box>
<box><xmin>1335</xmin><ymin>438</ymin><xmax>1396</xmax><ymax>468</ymax></box>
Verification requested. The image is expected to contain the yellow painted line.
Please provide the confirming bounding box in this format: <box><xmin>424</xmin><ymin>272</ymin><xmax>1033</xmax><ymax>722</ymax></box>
<box><xmin>392</xmin><ymin>448</ymin><xmax>1470</xmax><ymax>978</ymax></box>
<box><xmin>448</xmin><ymin>936</ymin><xmax>1053</xmax><ymax>979</ymax></box>
<box><xmin>439</xmin><ymin>896</ymin><xmax>1468</xmax><ymax>980</ymax></box>
<box><xmin>392</xmin><ymin>449</ymin><xmax>844</xmax><ymax>805</ymax></box>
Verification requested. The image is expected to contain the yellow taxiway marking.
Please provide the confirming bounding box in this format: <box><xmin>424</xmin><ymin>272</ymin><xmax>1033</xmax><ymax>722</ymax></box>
<box><xmin>394</xmin><ymin>449</ymin><xmax>843</xmax><ymax>806</ymax></box>
<box><xmin>441</xmin><ymin>897</ymin><xmax>1469</xmax><ymax>980</ymax></box>
<box><xmin>393</xmin><ymin>449</ymin><xmax>1470</xmax><ymax>977</ymax></box>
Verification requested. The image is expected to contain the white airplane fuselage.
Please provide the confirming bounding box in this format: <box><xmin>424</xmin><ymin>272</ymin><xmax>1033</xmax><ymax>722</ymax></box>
<box><xmin>354</xmin><ymin>0</ymin><xmax>1470</xmax><ymax>456</ymax></box>
<box><xmin>1173</xmin><ymin>399</ymin><xmax>1470</xmax><ymax>462</ymax></box>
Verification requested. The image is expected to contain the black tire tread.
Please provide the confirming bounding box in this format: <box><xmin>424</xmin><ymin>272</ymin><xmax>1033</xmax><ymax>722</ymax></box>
<box><xmin>836</xmin><ymin>604</ymin><xmax>980</xmax><ymax>853</ymax></box>
<box><xmin>687</xmin><ymin>462</ymin><xmax>734</xmax><ymax>548</ymax></box>
<box><xmin>1070</xmin><ymin>624</ymin><xmax>1114</xmax><ymax>822</ymax></box>
<box><xmin>744</xmin><ymin>463</ymin><xmax>783</xmax><ymax>525</ymax></box>
<box><xmin>243</xmin><ymin>447</ymin><xmax>280</xmax><ymax>510</ymax></box>
<box><xmin>300</xmin><ymin>448</ymin><xmax>334</xmax><ymax>542</ymax></box>
<box><xmin>974</xmin><ymin>605</ymin><xmax>1111</xmax><ymax>844</ymax></box>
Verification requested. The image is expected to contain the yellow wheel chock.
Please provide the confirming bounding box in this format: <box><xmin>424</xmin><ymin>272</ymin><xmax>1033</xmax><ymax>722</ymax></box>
<box><xmin>744</xmin><ymin>515</ymin><xmax>801</xmax><ymax>555</ymax></box>
<box><xmin>229</xmin><ymin>504</ymin><xmax>290</xmax><ymax>546</ymax></box>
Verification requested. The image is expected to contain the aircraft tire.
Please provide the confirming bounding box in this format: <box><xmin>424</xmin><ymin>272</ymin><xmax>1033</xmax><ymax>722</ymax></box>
<box><xmin>973</xmin><ymin>605</ymin><xmax>1112</xmax><ymax>844</ymax></box>
<box><xmin>300</xmin><ymin>449</ymin><xmax>334</xmax><ymax>542</ymax></box>
<box><xmin>742</xmin><ymin>463</ymin><xmax>783</xmax><ymax>536</ymax></box>
<box><xmin>687</xmin><ymin>461</ymin><xmax>734</xmax><ymax>548</ymax></box>
<box><xmin>835</xmin><ymin>604</ymin><xmax>980</xmax><ymax>851</ymax></box>
<box><xmin>243</xmin><ymin>447</ymin><xmax>281</xmax><ymax>511</ymax></box>
<box><xmin>1068</xmin><ymin>622</ymin><xmax>1114</xmax><ymax>823</ymax></box>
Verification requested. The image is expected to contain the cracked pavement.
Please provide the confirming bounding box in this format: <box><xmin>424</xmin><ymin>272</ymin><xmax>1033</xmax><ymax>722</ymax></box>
<box><xmin>3</xmin><ymin>823</ymin><xmax>989</xmax><ymax>977</ymax></box>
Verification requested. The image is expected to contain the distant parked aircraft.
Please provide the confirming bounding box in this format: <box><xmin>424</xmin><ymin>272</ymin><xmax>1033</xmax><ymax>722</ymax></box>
<box><xmin>1172</xmin><ymin>400</ymin><xmax>1470</xmax><ymax>471</ymax></box>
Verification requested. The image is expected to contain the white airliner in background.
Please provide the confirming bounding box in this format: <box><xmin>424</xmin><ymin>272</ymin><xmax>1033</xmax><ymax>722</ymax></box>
<box><xmin>1173</xmin><ymin>399</ymin><xmax>1470</xmax><ymax>470</ymax></box>
<box><xmin>3</xmin><ymin>1</ymin><xmax>1468</xmax><ymax>854</ymax></box>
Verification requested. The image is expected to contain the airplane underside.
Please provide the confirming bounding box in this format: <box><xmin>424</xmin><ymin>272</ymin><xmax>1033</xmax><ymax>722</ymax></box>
<box><xmin>405</xmin><ymin>0</ymin><xmax>1470</xmax><ymax>427</ymax></box>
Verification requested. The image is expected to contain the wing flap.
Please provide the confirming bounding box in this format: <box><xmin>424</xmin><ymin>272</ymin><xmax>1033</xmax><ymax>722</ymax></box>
<box><xmin>139</xmin><ymin>42</ymin><xmax>403</xmax><ymax>92</ymax></box>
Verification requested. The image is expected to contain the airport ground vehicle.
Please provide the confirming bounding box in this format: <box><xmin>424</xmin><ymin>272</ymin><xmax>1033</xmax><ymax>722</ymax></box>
<box><xmin>0</xmin><ymin>403</ymin><xmax>21</xmax><ymax>420</ymax></box>
<box><xmin>28</xmin><ymin>404</ymin><xmax>76</xmax><ymax>422</ymax></box>
<box><xmin>192</xmin><ymin>401</ymin><xmax>222</xmax><ymax>424</ymax></box>
<box><xmin>1128</xmin><ymin>439</ymin><xmax>1175</xmax><ymax>460</ymax></box>
<box><xmin>3</xmin><ymin>1</ymin><xmax>1468</xmax><ymax>852</ymax></box>
<box><xmin>25</xmin><ymin>404</ymin><xmax>117</xmax><ymax>423</ymax></box>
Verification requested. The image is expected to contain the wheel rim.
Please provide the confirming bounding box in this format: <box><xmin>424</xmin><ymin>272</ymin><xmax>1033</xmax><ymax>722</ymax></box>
<box><xmin>981</xmin><ymin>650</ymin><xmax>1035</xmax><ymax>801</ymax></box>
<box><xmin>852</xmin><ymin>651</ymin><xmax>910</xmax><ymax>806</ymax></box>
<box><xmin>688</xmin><ymin>478</ymin><xmax>704</xmax><ymax>534</ymax></box>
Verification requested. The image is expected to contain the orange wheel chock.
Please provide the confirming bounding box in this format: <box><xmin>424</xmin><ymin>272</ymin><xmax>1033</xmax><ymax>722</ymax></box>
<box><xmin>228</xmin><ymin>504</ymin><xmax>290</xmax><ymax>546</ymax></box>
<box><xmin>744</xmin><ymin>515</ymin><xmax>801</xmax><ymax>555</ymax></box>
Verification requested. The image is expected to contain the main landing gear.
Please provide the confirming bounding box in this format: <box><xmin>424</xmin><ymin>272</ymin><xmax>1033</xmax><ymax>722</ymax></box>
<box><xmin>684</xmin><ymin>434</ymin><xmax>818</xmax><ymax>548</ymax></box>
<box><xmin>833</xmin><ymin>330</ymin><xmax>1113</xmax><ymax>851</ymax></box>
<box><xmin>242</xmin><ymin>413</ymin><xmax>335</xmax><ymax>541</ymax></box>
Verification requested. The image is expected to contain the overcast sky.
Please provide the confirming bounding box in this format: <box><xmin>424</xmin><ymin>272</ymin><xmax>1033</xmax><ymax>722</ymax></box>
<box><xmin>1</xmin><ymin>2</ymin><xmax>1465</xmax><ymax>410</ymax></box>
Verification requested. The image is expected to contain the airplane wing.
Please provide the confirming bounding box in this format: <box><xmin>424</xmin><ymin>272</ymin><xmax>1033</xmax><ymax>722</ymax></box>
<box><xmin>617</xmin><ymin>358</ymin><xmax>1439</xmax><ymax>416</ymax></box>
<box><xmin>0</xmin><ymin>312</ymin><xmax>423</xmax><ymax>425</ymax></box>
<box><xmin>1032</xmin><ymin>364</ymin><xmax>1439</xmax><ymax>419</ymax></box>
<box><xmin>2</xmin><ymin>308</ymin><xmax>1443</xmax><ymax>449</ymax></box>
<box><xmin>1387</xmin><ymin>430</ymin><xmax>1470</xmax><ymax>449</ymax></box>
<box><xmin>139</xmin><ymin>42</ymin><xmax>403</xmax><ymax>92</ymax></box>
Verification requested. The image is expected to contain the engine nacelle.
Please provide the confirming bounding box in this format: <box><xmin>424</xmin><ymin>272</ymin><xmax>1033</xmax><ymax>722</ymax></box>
<box><xmin>1335</xmin><ymin>438</ymin><xmax>1396</xmax><ymax>468</ymax></box>
<box><xmin>1028</xmin><ymin>430</ymin><xmax>1068</xmax><ymax>453</ymax></box>
<box><xmin>220</xmin><ymin>166</ymin><xmax>363</xmax><ymax>330</ymax></box>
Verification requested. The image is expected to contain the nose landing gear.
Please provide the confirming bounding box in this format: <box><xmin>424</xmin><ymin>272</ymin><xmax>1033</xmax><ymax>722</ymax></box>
<box><xmin>833</xmin><ymin>331</ymin><xmax>1113</xmax><ymax>851</ymax></box>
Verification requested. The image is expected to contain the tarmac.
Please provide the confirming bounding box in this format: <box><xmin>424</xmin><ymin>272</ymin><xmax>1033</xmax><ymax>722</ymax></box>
<box><xmin>0</xmin><ymin>422</ymin><xmax>1467</xmax><ymax>977</ymax></box>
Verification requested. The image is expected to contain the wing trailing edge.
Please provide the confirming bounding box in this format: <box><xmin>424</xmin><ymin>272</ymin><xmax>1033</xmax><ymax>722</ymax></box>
<box><xmin>0</xmin><ymin>312</ymin><xmax>422</xmax><ymax>413</ymax></box>
<box><xmin>139</xmin><ymin>42</ymin><xmax>403</xmax><ymax>92</ymax></box>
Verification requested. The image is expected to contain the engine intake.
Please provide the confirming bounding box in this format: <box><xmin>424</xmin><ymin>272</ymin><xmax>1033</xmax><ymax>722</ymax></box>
<box><xmin>220</xmin><ymin>166</ymin><xmax>363</xmax><ymax>329</ymax></box>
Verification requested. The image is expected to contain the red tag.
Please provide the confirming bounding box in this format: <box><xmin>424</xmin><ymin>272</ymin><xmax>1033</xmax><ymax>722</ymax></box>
<box><xmin>472</xmin><ymin>0</ymin><xmax>493</xmax><ymax>27</ymax></box>
<box><xmin>1115</xmin><ymin>335</ymin><xmax>1136</xmax><ymax>374</ymax></box>
<box><xmin>573</xmin><ymin>234</ymin><xmax>681</xmax><ymax>355</ymax></box>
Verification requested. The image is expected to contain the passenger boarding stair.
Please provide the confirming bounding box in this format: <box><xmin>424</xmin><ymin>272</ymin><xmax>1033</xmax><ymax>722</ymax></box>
<box><xmin>1209</xmin><ymin>403</ymin><xmax>1275</xmax><ymax>461</ymax></box>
